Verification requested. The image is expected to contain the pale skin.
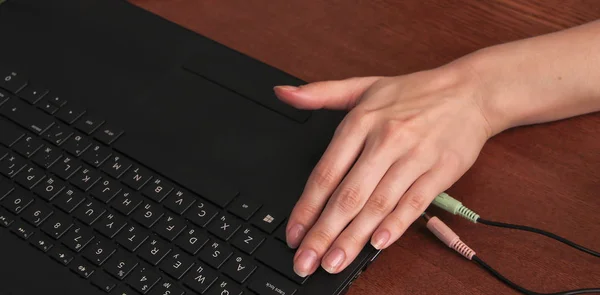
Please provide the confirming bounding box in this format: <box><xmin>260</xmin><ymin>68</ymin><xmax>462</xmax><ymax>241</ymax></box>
<box><xmin>273</xmin><ymin>20</ymin><xmax>600</xmax><ymax>277</ymax></box>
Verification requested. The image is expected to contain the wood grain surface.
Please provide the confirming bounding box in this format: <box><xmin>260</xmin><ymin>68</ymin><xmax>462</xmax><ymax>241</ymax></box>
<box><xmin>128</xmin><ymin>1</ymin><xmax>600</xmax><ymax>294</ymax></box>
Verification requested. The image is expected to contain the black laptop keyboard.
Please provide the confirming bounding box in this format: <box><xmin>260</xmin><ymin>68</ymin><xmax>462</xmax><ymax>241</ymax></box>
<box><xmin>0</xmin><ymin>69</ymin><xmax>307</xmax><ymax>295</ymax></box>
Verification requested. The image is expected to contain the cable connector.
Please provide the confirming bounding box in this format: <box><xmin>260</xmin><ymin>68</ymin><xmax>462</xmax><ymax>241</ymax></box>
<box><xmin>432</xmin><ymin>192</ymin><xmax>480</xmax><ymax>223</ymax></box>
<box><xmin>424</xmin><ymin>214</ymin><xmax>476</xmax><ymax>260</ymax></box>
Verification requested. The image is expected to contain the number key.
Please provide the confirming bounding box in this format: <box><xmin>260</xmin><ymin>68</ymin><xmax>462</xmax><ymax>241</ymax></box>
<box><xmin>1</xmin><ymin>188</ymin><xmax>34</xmax><ymax>214</ymax></box>
<box><xmin>127</xmin><ymin>267</ymin><xmax>161</xmax><ymax>294</ymax></box>
<box><xmin>22</xmin><ymin>201</ymin><xmax>53</xmax><ymax>226</ymax></box>
<box><xmin>83</xmin><ymin>237</ymin><xmax>117</xmax><ymax>266</ymax></box>
<box><xmin>41</xmin><ymin>212</ymin><xmax>73</xmax><ymax>239</ymax></box>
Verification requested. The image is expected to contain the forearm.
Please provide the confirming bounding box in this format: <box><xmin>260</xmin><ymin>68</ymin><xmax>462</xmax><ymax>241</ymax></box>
<box><xmin>456</xmin><ymin>20</ymin><xmax>600</xmax><ymax>135</ymax></box>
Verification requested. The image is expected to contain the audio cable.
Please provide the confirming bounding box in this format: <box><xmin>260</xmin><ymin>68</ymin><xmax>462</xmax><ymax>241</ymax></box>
<box><xmin>431</xmin><ymin>192</ymin><xmax>600</xmax><ymax>258</ymax></box>
<box><xmin>421</xmin><ymin>213</ymin><xmax>600</xmax><ymax>295</ymax></box>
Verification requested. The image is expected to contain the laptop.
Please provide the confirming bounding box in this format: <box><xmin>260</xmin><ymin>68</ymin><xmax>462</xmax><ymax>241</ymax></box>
<box><xmin>0</xmin><ymin>0</ymin><xmax>381</xmax><ymax>294</ymax></box>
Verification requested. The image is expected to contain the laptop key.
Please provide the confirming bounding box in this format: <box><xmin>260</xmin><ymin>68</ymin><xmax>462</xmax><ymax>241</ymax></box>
<box><xmin>94</xmin><ymin>124</ymin><xmax>124</xmax><ymax>145</ymax></box>
<box><xmin>0</xmin><ymin>118</ymin><xmax>25</xmax><ymax>147</ymax></box>
<box><xmin>0</xmin><ymin>207</ymin><xmax>15</xmax><ymax>227</ymax></box>
<box><xmin>0</xmin><ymin>176</ymin><xmax>14</xmax><ymax>199</ymax></box>
<box><xmin>132</xmin><ymin>201</ymin><xmax>164</xmax><ymax>228</ymax></box>
<box><xmin>18</xmin><ymin>84</ymin><xmax>48</xmax><ymax>104</ymax></box>
<box><xmin>231</xmin><ymin>227</ymin><xmax>265</xmax><ymax>255</ymax></box>
<box><xmin>74</xmin><ymin>198</ymin><xmax>106</xmax><ymax>225</ymax></box>
<box><xmin>46</xmin><ymin>95</ymin><xmax>67</xmax><ymax>107</ymax></box>
<box><xmin>185</xmin><ymin>200</ymin><xmax>218</xmax><ymax>228</ymax></box>
<box><xmin>207</xmin><ymin>213</ymin><xmax>240</xmax><ymax>241</ymax></box>
<box><xmin>111</xmin><ymin>190</ymin><xmax>142</xmax><ymax>216</ymax></box>
<box><xmin>138</xmin><ymin>237</ymin><xmax>171</xmax><ymax>266</ymax></box>
<box><xmin>94</xmin><ymin>212</ymin><xmax>128</xmax><ymax>238</ymax></box>
<box><xmin>116</xmin><ymin>224</ymin><xmax>149</xmax><ymax>252</ymax></box>
<box><xmin>42</xmin><ymin>211</ymin><xmax>73</xmax><ymax>239</ymax></box>
<box><xmin>142</xmin><ymin>178</ymin><xmax>173</xmax><ymax>203</ymax></box>
<box><xmin>34</xmin><ymin>175</ymin><xmax>66</xmax><ymax>201</ymax></box>
<box><xmin>256</xmin><ymin>239</ymin><xmax>307</xmax><ymax>284</ymax></box>
<box><xmin>0</xmin><ymin>89</ymin><xmax>8</xmax><ymax>105</ymax></box>
<box><xmin>228</xmin><ymin>197</ymin><xmax>261</xmax><ymax>221</ymax></box>
<box><xmin>30</xmin><ymin>233</ymin><xmax>54</xmax><ymax>252</ymax></box>
<box><xmin>222</xmin><ymin>252</ymin><xmax>257</xmax><ymax>284</ymax></box>
<box><xmin>62</xmin><ymin>224</ymin><xmax>95</xmax><ymax>253</ymax></box>
<box><xmin>70</xmin><ymin>257</ymin><xmax>96</xmax><ymax>278</ymax></box>
<box><xmin>251</xmin><ymin>207</ymin><xmax>284</xmax><ymax>234</ymax></box>
<box><xmin>71</xmin><ymin>166</ymin><xmax>101</xmax><ymax>191</ymax></box>
<box><xmin>248</xmin><ymin>267</ymin><xmax>297</xmax><ymax>295</ymax></box>
<box><xmin>54</xmin><ymin>187</ymin><xmax>85</xmax><ymax>213</ymax></box>
<box><xmin>22</xmin><ymin>201</ymin><xmax>53</xmax><ymax>226</ymax></box>
<box><xmin>104</xmin><ymin>251</ymin><xmax>139</xmax><ymax>280</ymax></box>
<box><xmin>183</xmin><ymin>262</ymin><xmax>218</xmax><ymax>294</ymax></box>
<box><xmin>51</xmin><ymin>155</ymin><xmax>82</xmax><ymax>179</ymax></box>
<box><xmin>199</xmin><ymin>239</ymin><xmax>233</xmax><ymax>269</ymax></box>
<box><xmin>63</xmin><ymin>133</ymin><xmax>92</xmax><ymax>156</ymax></box>
<box><xmin>159</xmin><ymin>250</ymin><xmax>195</xmax><ymax>280</ymax></box>
<box><xmin>91</xmin><ymin>271</ymin><xmax>117</xmax><ymax>293</ymax></box>
<box><xmin>127</xmin><ymin>266</ymin><xmax>161</xmax><ymax>294</ymax></box>
<box><xmin>83</xmin><ymin>143</ymin><xmax>112</xmax><ymax>168</ymax></box>
<box><xmin>84</xmin><ymin>237</ymin><xmax>117</xmax><ymax>266</ymax></box>
<box><xmin>13</xmin><ymin>135</ymin><xmax>43</xmax><ymax>158</ymax></box>
<box><xmin>206</xmin><ymin>277</ymin><xmax>243</xmax><ymax>295</ymax></box>
<box><xmin>43</xmin><ymin>123</ymin><xmax>73</xmax><ymax>146</ymax></box>
<box><xmin>0</xmin><ymin>153</ymin><xmax>27</xmax><ymax>178</ymax></box>
<box><xmin>2</xmin><ymin>188</ymin><xmax>34</xmax><ymax>214</ymax></box>
<box><xmin>111</xmin><ymin>285</ymin><xmax>137</xmax><ymax>295</ymax></box>
<box><xmin>48</xmin><ymin>245</ymin><xmax>75</xmax><ymax>265</ymax></box>
<box><xmin>102</xmin><ymin>155</ymin><xmax>132</xmax><ymax>179</ymax></box>
<box><xmin>164</xmin><ymin>189</ymin><xmax>195</xmax><ymax>215</ymax></box>
<box><xmin>0</xmin><ymin>70</ymin><xmax>27</xmax><ymax>93</ymax></box>
<box><xmin>32</xmin><ymin>145</ymin><xmax>62</xmax><ymax>168</ymax></box>
<box><xmin>0</xmin><ymin>98</ymin><xmax>54</xmax><ymax>135</ymax></box>
<box><xmin>10</xmin><ymin>219</ymin><xmax>35</xmax><ymax>240</ymax></box>
<box><xmin>15</xmin><ymin>165</ymin><xmax>45</xmax><ymax>189</ymax></box>
<box><xmin>91</xmin><ymin>178</ymin><xmax>123</xmax><ymax>203</ymax></box>
<box><xmin>154</xmin><ymin>213</ymin><xmax>187</xmax><ymax>241</ymax></box>
<box><xmin>123</xmin><ymin>166</ymin><xmax>153</xmax><ymax>191</ymax></box>
<box><xmin>176</xmin><ymin>227</ymin><xmax>209</xmax><ymax>255</ymax></box>
<box><xmin>56</xmin><ymin>105</ymin><xmax>86</xmax><ymax>124</ymax></box>
<box><xmin>38</xmin><ymin>101</ymin><xmax>59</xmax><ymax>114</ymax></box>
<box><xmin>75</xmin><ymin>116</ymin><xmax>104</xmax><ymax>135</ymax></box>
<box><xmin>148</xmin><ymin>281</ymin><xmax>185</xmax><ymax>295</ymax></box>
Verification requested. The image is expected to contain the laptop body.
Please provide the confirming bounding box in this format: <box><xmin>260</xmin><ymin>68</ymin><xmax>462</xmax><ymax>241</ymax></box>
<box><xmin>0</xmin><ymin>0</ymin><xmax>380</xmax><ymax>295</ymax></box>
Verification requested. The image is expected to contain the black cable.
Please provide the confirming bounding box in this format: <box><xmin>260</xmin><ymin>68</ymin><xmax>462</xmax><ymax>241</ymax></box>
<box><xmin>472</xmin><ymin>255</ymin><xmax>600</xmax><ymax>295</ymax></box>
<box><xmin>477</xmin><ymin>218</ymin><xmax>600</xmax><ymax>258</ymax></box>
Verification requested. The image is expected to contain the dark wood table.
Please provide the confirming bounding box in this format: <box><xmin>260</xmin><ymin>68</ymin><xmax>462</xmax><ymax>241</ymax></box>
<box><xmin>129</xmin><ymin>1</ymin><xmax>600</xmax><ymax>294</ymax></box>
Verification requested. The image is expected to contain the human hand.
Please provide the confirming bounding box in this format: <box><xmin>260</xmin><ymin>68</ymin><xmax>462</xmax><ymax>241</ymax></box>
<box><xmin>274</xmin><ymin>63</ymin><xmax>494</xmax><ymax>277</ymax></box>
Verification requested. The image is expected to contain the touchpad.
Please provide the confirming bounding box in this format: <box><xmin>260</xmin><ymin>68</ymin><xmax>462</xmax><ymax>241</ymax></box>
<box><xmin>182</xmin><ymin>42</ymin><xmax>311</xmax><ymax>123</ymax></box>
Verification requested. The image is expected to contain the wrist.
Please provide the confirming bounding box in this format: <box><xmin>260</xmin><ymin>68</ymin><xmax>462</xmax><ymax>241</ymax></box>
<box><xmin>449</xmin><ymin>47</ymin><xmax>525</xmax><ymax>137</ymax></box>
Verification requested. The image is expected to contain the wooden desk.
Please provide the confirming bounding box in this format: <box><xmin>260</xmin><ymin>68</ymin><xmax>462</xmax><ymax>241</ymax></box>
<box><xmin>129</xmin><ymin>1</ymin><xmax>600</xmax><ymax>294</ymax></box>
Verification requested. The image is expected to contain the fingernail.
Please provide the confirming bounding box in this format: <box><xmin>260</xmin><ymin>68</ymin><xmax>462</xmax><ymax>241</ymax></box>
<box><xmin>293</xmin><ymin>249</ymin><xmax>317</xmax><ymax>277</ymax></box>
<box><xmin>287</xmin><ymin>224</ymin><xmax>305</xmax><ymax>248</ymax></box>
<box><xmin>322</xmin><ymin>248</ymin><xmax>346</xmax><ymax>273</ymax></box>
<box><xmin>274</xmin><ymin>85</ymin><xmax>299</xmax><ymax>92</ymax></box>
<box><xmin>372</xmin><ymin>230</ymin><xmax>390</xmax><ymax>249</ymax></box>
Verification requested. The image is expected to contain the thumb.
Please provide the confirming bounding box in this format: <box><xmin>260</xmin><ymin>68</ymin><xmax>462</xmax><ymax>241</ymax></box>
<box><xmin>274</xmin><ymin>76</ymin><xmax>383</xmax><ymax>110</ymax></box>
